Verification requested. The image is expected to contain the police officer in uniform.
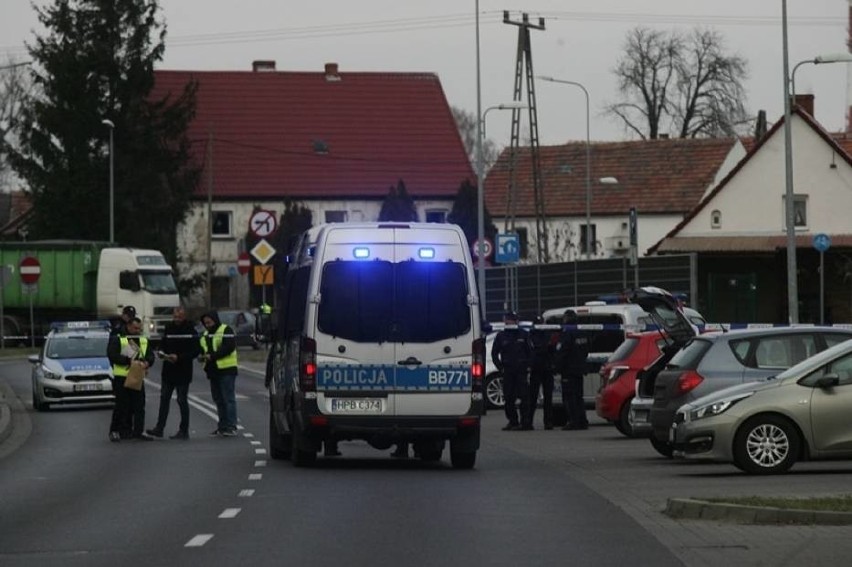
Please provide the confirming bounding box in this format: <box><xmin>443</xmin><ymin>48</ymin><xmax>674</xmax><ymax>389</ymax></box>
<box><xmin>556</xmin><ymin>309</ymin><xmax>590</xmax><ymax>430</ymax></box>
<box><xmin>528</xmin><ymin>316</ymin><xmax>556</xmax><ymax>430</ymax></box>
<box><xmin>491</xmin><ymin>311</ymin><xmax>533</xmax><ymax>431</ymax></box>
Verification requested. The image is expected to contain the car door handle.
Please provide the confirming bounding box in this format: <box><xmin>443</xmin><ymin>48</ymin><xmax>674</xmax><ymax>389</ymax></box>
<box><xmin>398</xmin><ymin>357</ymin><xmax>422</xmax><ymax>366</ymax></box>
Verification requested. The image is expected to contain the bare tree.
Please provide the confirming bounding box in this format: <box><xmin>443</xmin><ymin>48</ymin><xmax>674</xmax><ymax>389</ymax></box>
<box><xmin>607</xmin><ymin>27</ymin><xmax>748</xmax><ymax>139</ymax></box>
<box><xmin>451</xmin><ymin>106</ymin><xmax>499</xmax><ymax>171</ymax></box>
<box><xmin>0</xmin><ymin>58</ymin><xmax>31</xmax><ymax>191</ymax></box>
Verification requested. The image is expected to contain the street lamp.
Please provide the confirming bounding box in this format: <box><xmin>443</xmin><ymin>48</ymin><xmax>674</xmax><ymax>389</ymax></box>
<box><xmin>101</xmin><ymin>119</ymin><xmax>115</xmax><ymax>243</ymax></box>
<box><xmin>791</xmin><ymin>53</ymin><xmax>852</xmax><ymax>97</ymax></box>
<box><xmin>537</xmin><ymin>76</ymin><xmax>592</xmax><ymax>259</ymax></box>
<box><xmin>475</xmin><ymin>100</ymin><xmax>526</xmax><ymax>319</ymax></box>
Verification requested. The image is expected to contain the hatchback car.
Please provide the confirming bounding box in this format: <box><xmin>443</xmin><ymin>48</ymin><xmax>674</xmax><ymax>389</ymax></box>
<box><xmin>644</xmin><ymin>326</ymin><xmax>852</xmax><ymax>457</ymax></box>
<box><xmin>672</xmin><ymin>336</ymin><xmax>852</xmax><ymax>474</ymax></box>
<box><xmin>595</xmin><ymin>330</ymin><xmax>668</xmax><ymax>437</ymax></box>
<box><xmin>29</xmin><ymin>321</ymin><xmax>114</xmax><ymax>411</ymax></box>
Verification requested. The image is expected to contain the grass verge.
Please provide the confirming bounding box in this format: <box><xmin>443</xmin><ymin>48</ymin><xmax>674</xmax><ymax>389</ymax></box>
<box><xmin>705</xmin><ymin>495</ymin><xmax>852</xmax><ymax>512</ymax></box>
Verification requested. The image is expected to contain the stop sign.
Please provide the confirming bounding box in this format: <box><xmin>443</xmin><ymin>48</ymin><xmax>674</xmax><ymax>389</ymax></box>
<box><xmin>20</xmin><ymin>256</ymin><xmax>41</xmax><ymax>285</ymax></box>
<box><xmin>237</xmin><ymin>252</ymin><xmax>251</xmax><ymax>275</ymax></box>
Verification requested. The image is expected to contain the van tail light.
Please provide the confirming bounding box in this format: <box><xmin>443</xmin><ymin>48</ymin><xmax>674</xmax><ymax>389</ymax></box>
<box><xmin>299</xmin><ymin>336</ymin><xmax>317</xmax><ymax>392</ymax></box>
<box><xmin>675</xmin><ymin>370</ymin><xmax>704</xmax><ymax>396</ymax></box>
<box><xmin>471</xmin><ymin>338</ymin><xmax>485</xmax><ymax>392</ymax></box>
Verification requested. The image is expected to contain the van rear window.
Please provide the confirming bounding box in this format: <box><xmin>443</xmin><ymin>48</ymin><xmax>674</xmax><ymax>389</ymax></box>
<box><xmin>318</xmin><ymin>260</ymin><xmax>470</xmax><ymax>343</ymax></box>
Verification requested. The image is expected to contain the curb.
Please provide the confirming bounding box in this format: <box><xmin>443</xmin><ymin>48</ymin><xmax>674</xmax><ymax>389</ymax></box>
<box><xmin>665</xmin><ymin>497</ymin><xmax>852</xmax><ymax>526</ymax></box>
<box><xmin>0</xmin><ymin>381</ymin><xmax>13</xmax><ymax>445</ymax></box>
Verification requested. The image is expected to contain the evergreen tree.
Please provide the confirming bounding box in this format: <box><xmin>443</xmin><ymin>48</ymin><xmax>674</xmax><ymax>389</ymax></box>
<box><xmin>9</xmin><ymin>0</ymin><xmax>199</xmax><ymax>263</ymax></box>
<box><xmin>274</xmin><ymin>198</ymin><xmax>313</xmax><ymax>256</ymax></box>
<box><xmin>378</xmin><ymin>179</ymin><xmax>417</xmax><ymax>222</ymax></box>
<box><xmin>447</xmin><ymin>179</ymin><xmax>497</xmax><ymax>262</ymax></box>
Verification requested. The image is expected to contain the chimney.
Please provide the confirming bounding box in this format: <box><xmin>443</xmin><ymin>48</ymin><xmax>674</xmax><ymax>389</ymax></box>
<box><xmin>252</xmin><ymin>60</ymin><xmax>276</xmax><ymax>72</ymax></box>
<box><xmin>794</xmin><ymin>94</ymin><xmax>814</xmax><ymax>117</ymax></box>
<box><xmin>324</xmin><ymin>62</ymin><xmax>341</xmax><ymax>82</ymax></box>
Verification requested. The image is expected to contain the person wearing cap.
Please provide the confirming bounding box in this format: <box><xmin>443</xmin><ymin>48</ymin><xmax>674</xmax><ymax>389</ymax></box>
<box><xmin>491</xmin><ymin>311</ymin><xmax>533</xmax><ymax>431</ymax></box>
<box><xmin>111</xmin><ymin>305</ymin><xmax>137</xmax><ymax>336</ymax></box>
<box><xmin>555</xmin><ymin>309</ymin><xmax>590</xmax><ymax>430</ymax></box>
<box><xmin>528</xmin><ymin>316</ymin><xmax>557</xmax><ymax>430</ymax></box>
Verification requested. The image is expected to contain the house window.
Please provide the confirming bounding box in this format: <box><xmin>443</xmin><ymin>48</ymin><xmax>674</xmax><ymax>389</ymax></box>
<box><xmin>580</xmin><ymin>224</ymin><xmax>597</xmax><ymax>256</ymax></box>
<box><xmin>782</xmin><ymin>195</ymin><xmax>808</xmax><ymax>229</ymax></box>
<box><xmin>711</xmin><ymin>210</ymin><xmax>722</xmax><ymax>229</ymax></box>
<box><xmin>212</xmin><ymin>211</ymin><xmax>232</xmax><ymax>238</ymax></box>
<box><xmin>516</xmin><ymin>227</ymin><xmax>529</xmax><ymax>259</ymax></box>
<box><xmin>425</xmin><ymin>210</ymin><xmax>446</xmax><ymax>223</ymax></box>
<box><xmin>324</xmin><ymin>210</ymin><xmax>347</xmax><ymax>223</ymax></box>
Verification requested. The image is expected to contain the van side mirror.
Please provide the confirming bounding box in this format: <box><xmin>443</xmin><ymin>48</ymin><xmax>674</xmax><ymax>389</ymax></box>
<box><xmin>119</xmin><ymin>270</ymin><xmax>141</xmax><ymax>292</ymax></box>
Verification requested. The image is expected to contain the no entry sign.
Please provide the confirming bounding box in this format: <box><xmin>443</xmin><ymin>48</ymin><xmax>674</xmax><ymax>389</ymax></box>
<box><xmin>237</xmin><ymin>252</ymin><xmax>251</xmax><ymax>275</ymax></box>
<box><xmin>19</xmin><ymin>256</ymin><xmax>41</xmax><ymax>285</ymax></box>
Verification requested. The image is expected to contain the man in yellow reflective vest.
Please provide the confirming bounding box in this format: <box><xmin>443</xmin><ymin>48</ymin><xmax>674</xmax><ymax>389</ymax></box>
<box><xmin>107</xmin><ymin>317</ymin><xmax>156</xmax><ymax>441</ymax></box>
<box><xmin>199</xmin><ymin>310</ymin><xmax>239</xmax><ymax>436</ymax></box>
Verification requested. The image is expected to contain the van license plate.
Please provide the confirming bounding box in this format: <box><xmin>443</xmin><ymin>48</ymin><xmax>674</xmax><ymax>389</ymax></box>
<box><xmin>331</xmin><ymin>399</ymin><xmax>382</xmax><ymax>413</ymax></box>
<box><xmin>75</xmin><ymin>383</ymin><xmax>102</xmax><ymax>392</ymax></box>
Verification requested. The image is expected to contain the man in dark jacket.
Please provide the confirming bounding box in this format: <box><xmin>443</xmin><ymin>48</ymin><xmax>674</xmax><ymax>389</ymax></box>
<box><xmin>491</xmin><ymin>311</ymin><xmax>533</xmax><ymax>431</ymax></box>
<box><xmin>147</xmin><ymin>306</ymin><xmax>199</xmax><ymax>440</ymax></box>
<box><xmin>107</xmin><ymin>316</ymin><xmax>156</xmax><ymax>441</ymax></box>
<box><xmin>199</xmin><ymin>310</ymin><xmax>239</xmax><ymax>437</ymax></box>
<box><xmin>556</xmin><ymin>309</ymin><xmax>590</xmax><ymax>430</ymax></box>
<box><xmin>528</xmin><ymin>316</ymin><xmax>557</xmax><ymax>430</ymax></box>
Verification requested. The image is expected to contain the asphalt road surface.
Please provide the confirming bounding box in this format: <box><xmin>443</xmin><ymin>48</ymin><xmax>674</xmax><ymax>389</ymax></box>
<box><xmin>3</xmin><ymin>353</ymin><xmax>852</xmax><ymax>566</ymax></box>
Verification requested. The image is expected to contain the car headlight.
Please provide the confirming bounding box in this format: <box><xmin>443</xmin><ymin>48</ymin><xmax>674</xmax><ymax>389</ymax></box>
<box><xmin>688</xmin><ymin>392</ymin><xmax>753</xmax><ymax>421</ymax></box>
<box><xmin>41</xmin><ymin>365</ymin><xmax>62</xmax><ymax>381</ymax></box>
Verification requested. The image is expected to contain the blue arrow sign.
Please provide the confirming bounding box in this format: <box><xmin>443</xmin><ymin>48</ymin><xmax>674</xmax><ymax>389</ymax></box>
<box><xmin>813</xmin><ymin>233</ymin><xmax>831</xmax><ymax>253</ymax></box>
<box><xmin>495</xmin><ymin>233</ymin><xmax>520</xmax><ymax>264</ymax></box>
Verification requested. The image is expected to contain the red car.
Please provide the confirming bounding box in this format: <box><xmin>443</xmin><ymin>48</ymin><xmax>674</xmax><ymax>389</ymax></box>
<box><xmin>595</xmin><ymin>331</ymin><xmax>669</xmax><ymax>437</ymax></box>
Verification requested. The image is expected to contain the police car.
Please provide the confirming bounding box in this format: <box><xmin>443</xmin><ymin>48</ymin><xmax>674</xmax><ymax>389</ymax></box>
<box><xmin>29</xmin><ymin>321</ymin><xmax>114</xmax><ymax>411</ymax></box>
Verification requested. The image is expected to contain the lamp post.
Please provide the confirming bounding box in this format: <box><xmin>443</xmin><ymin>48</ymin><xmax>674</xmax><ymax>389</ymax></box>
<box><xmin>101</xmin><ymin>119</ymin><xmax>115</xmax><ymax>243</ymax></box>
<box><xmin>791</xmin><ymin>53</ymin><xmax>852</xmax><ymax>98</ymax></box>
<box><xmin>475</xmin><ymin>101</ymin><xmax>526</xmax><ymax>319</ymax></box>
<box><xmin>537</xmin><ymin>76</ymin><xmax>592</xmax><ymax>259</ymax></box>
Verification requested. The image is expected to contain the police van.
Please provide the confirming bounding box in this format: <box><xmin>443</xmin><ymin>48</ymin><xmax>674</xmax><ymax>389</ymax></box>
<box><xmin>267</xmin><ymin>223</ymin><xmax>484</xmax><ymax>468</ymax></box>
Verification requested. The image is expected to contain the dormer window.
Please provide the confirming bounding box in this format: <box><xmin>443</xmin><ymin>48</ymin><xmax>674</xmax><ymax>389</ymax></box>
<box><xmin>711</xmin><ymin>210</ymin><xmax>721</xmax><ymax>229</ymax></box>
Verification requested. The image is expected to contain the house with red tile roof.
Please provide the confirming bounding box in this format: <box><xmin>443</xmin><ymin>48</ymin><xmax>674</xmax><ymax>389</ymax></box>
<box><xmin>483</xmin><ymin>137</ymin><xmax>745</xmax><ymax>263</ymax></box>
<box><xmin>150</xmin><ymin>61</ymin><xmax>474</xmax><ymax>307</ymax></box>
<box><xmin>650</xmin><ymin>96</ymin><xmax>852</xmax><ymax>323</ymax></box>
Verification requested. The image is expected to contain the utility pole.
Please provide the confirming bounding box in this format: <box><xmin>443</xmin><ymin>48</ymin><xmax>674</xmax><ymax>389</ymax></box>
<box><xmin>503</xmin><ymin>11</ymin><xmax>548</xmax><ymax>264</ymax></box>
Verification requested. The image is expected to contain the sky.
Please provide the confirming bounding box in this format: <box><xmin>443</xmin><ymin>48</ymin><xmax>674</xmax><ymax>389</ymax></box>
<box><xmin>1</xmin><ymin>0</ymin><xmax>850</xmax><ymax>148</ymax></box>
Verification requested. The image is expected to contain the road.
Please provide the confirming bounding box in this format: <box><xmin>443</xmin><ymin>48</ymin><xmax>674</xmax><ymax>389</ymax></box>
<box><xmin>1</xmin><ymin>352</ymin><xmax>852</xmax><ymax>567</ymax></box>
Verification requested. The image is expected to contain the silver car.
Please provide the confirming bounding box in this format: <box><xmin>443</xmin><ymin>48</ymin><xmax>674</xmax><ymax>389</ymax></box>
<box><xmin>671</xmin><ymin>337</ymin><xmax>852</xmax><ymax>474</ymax></box>
<box><xmin>30</xmin><ymin>321</ymin><xmax>114</xmax><ymax>411</ymax></box>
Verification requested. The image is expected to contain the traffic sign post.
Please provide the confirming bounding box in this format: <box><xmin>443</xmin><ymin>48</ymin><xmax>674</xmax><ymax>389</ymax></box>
<box><xmin>813</xmin><ymin>233</ymin><xmax>832</xmax><ymax>324</ymax></box>
<box><xmin>19</xmin><ymin>256</ymin><xmax>40</xmax><ymax>348</ymax></box>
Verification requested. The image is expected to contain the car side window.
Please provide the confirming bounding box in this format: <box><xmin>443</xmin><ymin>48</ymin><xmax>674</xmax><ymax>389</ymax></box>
<box><xmin>824</xmin><ymin>334</ymin><xmax>852</xmax><ymax>349</ymax></box>
<box><xmin>754</xmin><ymin>338</ymin><xmax>789</xmax><ymax>368</ymax></box>
<box><xmin>828</xmin><ymin>353</ymin><xmax>852</xmax><ymax>386</ymax></box>
<box><xmin>730</xmin><ymin>339</ymin><xmax>752</xmax><ymax>366</ymax></box>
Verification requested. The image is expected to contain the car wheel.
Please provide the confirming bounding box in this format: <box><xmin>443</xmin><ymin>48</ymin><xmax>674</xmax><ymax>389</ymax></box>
<box><xmin>269</xmin><ymin>412</ymin><xmax>291</xmax><ymax>460</ymax></box>
<box><xmin>733</xmin><ymin>414</ymin><xmax>800</xmax><ymax>475</ymax></box>
<box><xmin>650</xmin><ymin>436</ymin><xmax>674</xmax><ymax>458</ymax></box>
<box><xmin>450</xmin><ymin>451</ymin><xmax>476</xmax><ymax>469</ymax></box>
<box><xmin>614</xmin><ymin>399</ymin><xmax>635</xmax><ymax>438</ymax></box>
<box><xmin>484</xmin><ymin>373</ymin><xmax>505</xmax><ymax>409</ymax></box>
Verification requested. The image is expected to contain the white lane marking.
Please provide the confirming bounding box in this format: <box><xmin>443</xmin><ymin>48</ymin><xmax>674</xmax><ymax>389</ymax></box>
<box><xmin>254</xmin><ymin>460</ymin><xmax>267</xmax><ymax>467</ymax></box>
<box><xmin>219</xmin><ymin>508</ymin><xmax>241</xmax><ymax>519</ymax></box>
<box><xmin>185</xmin><ymin>534</ymin><xmax>214</xmax><ymax>547</ymax></box>
<box><xmin>250</xmin><ymin>440</ymin><xmax>262</xmax><ymax>446</ymax></box>
<box><xmin>255</xmin><ymin>448</ymin><xmax>267</xmax><ymax>455</ymax></box>
<box><xmin>147</xmin><ymin>382</ymin><xmax>220</xmax><ymax>421</ymax></box>
<box><xmin>239</xmin><ymin>489</ymin><xmax>255</xmax><ymax>497</ymax></box>
<box><xmin>248</xmin><ymin>473</ymin><xmax>262</xmax><ymax>481</ymax></box>
<box><xmin>243</xmin><ymin>432</ymin><xmax>255</xmax><ymax>438</ymax></box>
<box><xmin>237</xmin><ymin>424</ymin><xmax>245</xmax><ymax>430</ymax></box>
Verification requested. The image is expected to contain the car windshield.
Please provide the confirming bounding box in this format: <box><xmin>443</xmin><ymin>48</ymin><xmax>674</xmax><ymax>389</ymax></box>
<box><xmin>318</xmin><ymin>260</ymin><xmax>470</xmax><ymax>343</ymax></box>
<box><xmin>46</xmin><ymin>335</ymin><xmax>109</xmax><ymax>359</ymax></box>
<box><xmin>140</xmin><ymin>270</ymin><xmax>178</xmax><ymax>294</ymax></box>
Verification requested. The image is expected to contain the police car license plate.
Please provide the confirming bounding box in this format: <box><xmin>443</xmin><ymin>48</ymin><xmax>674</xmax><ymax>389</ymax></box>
<box><xmin>74</xmin><ymin>383</ymin><xmax>102</xmax><ymax>392</ymax></box>
<box><xmin>330</xmin><ymin>398</ymin><xmax>382</xmax><ymax>413</ymax></box>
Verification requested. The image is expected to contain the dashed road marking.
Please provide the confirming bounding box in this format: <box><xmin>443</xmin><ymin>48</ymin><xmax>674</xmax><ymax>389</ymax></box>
<box><xmin>243</xmin><ymin>432</ymin><xmax>255</xmax><ymax>438</ymax></box>
<box><xmin>239</xmin><ymin>489</ymin><xmax>255</xmax><ymax>497</ymax></box>
<box><xmin>255</xmin><ymin>448</ymin><xmax>267</xmax><ymax>455</ymax></box>
<box><xmin>249</xmin><ymin>473</ymin><xmax>262</xmax><ymax>481</ymax></box>
<box><xmin>185</xmin><ymin>534</ymin><xmax>214</xmax><ymax>547</ymax></box>
<box><xmin>219</xmin><ymin>508</ymin><xmax>241</xmax><ymax>519</ymax></box>
<box><xmin>250</xmin><ymin>440</ymin><xmax>262</xmax><ymax>446</ymax></box>
<box><xmin>254</xmin><ymin>460</ymin><xmax>267</xmax><ymax>467</ymax></box>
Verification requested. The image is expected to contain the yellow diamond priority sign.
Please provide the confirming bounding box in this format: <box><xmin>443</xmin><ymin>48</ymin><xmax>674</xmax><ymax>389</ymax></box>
<box><xmin>250</xmin><ymin>239</ymin><xmax>276</xmax><ymax>265</ymax></box>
